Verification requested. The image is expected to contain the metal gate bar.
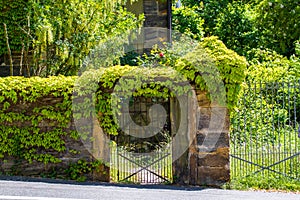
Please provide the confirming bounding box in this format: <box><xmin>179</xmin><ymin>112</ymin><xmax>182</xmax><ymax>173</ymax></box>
<box><xmin>118</xmin><ymin>151</ymin><xmax>171</xmax><ymax>183</ymax></box>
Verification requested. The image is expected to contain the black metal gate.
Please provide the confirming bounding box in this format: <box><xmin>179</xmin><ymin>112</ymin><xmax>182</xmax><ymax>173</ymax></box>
<box><xmin>110</xmin><ymin>96</ymin><xmax>173</xmax><ymax>184</ymax></box>
<box><xmin>230</xmin><ymin>80</ymin><xmax>300</xmax><ymax>180</ymax></box>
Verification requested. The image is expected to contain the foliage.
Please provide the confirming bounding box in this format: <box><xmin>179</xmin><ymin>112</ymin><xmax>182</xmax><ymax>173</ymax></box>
<box><xmin>172</xmin><ymin>6</ymin><xmax>205</xmax><ymax>40</ymax></box>
<box><xmin>0</xmin><ymin>0</ymin><xmax>143</xmax><ymax>76</ymax></box>
<box><xmin>254</xmin><ymin>0</ymin><xmax>300</xmax><ymax>56</ymax></box>
<box><xmin>0</xmin><ymin>0</ymin><xmax>32</xmax><ymax>55</ymax></box>
<box><xmin>0</xmin><ymin>76</ymin><xmax>76</xmax><ymax>164</ymax></box>
<box><xmin>246</xmin><ymin>48</ymin><xmax>291</xmax><ymax>82</ymax></box>
<box><xmin>198</xmin><ymin>0</ymin><xmax>232</xmax><ymax>35</ymax></box>
<box><xmin>232</xmin><ymin>47</ymin><xmax>300</xmax><ymax>148</ymax></box>
<box><xmin>118</xmin><ymin>36</ymin><xmax>247</xmax><ymax>110</ymax></box>
<box><xmin>31</xmin><ymin>0</ymin><xmax>143</xmax><ymax>76</ymax></box>
<box><xmin>197</xmin><ymin>37</ymin><xmax>247</xmax><ymax>109</ymax></box>
<box><xmin>224</xmin><ymin>174</ymin><xmax>300</xmax><ymax>192</ymax></box>
<box><xmin>119</xmin><ymin>51</ymin><xmax>140</xmax><ymax>66</ymax></box>
<box><xmin>289</xmin><ymin>40</ymin><xmax>300</xmax><ymax>78</ymax></box>
<box><xmin>173</xmin><ymin>1</ymin><xmax>259</xmax><ymax>56</ymax></box>
<box><xmin>65</xmin><ymin>159</ymin><xmax>107</xmax><ymax>182</ymax></box>
<box><xmin>214</xmin><ymin>2</ymin><xmax>259</xmax><ymax>56</ymax></box>
<box><xmin>176</xmin><ymin>0</ymin><xmax>299</xmax><ymax>58</ymax></box>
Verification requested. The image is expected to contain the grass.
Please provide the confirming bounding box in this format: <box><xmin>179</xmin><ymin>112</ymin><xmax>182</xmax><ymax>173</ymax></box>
<box><xmin>224</xmin><ymin>173</ymin><xmax>300</xmax><ymax>192</ymax></box>
<box><xmin>229</xmin><ymin>127</ymin><xmax>300</xmax><ymax>192</ymax></box>
<box><xmin>229</xmin><ymin>143</ymin><xmax>300</xmax><ymax>192</ymax></box>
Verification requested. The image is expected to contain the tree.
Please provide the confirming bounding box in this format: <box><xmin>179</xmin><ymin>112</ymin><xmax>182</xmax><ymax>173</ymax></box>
<box><xmin>172</xmin><ymin>6</ymin><xmax>205</xmax><ymax>40</ymax></box>
<box><xmin>255</xmin><ymin>0</ymin><xmax>300</xmax><ymax>57</ymax></box>
<box><xmin>31</xmin><ymin>0</ymin><xmax>143</xmax><ymax>76</ymax></box>
<box><xmin>0</xmin><ymin>0</ymin><xmax>143</xmax><ymax>76</ymax></box>
<box><xmin>214</xmin><ymin>2</ymin><xmax>259</xmax><ymax>56</ymax></box>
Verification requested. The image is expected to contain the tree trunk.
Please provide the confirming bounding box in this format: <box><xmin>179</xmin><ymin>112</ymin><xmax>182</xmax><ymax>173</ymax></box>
<box><xmin>3</xmin><ymin>23</ymin><xmax>13</xmax><ymax>76</ymax></box>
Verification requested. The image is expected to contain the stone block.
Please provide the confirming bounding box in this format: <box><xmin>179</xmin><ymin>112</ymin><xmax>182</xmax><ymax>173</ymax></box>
<box><xmin>197</xmin><ymin>94</ymin><xmax>210</xmax><ymax>107</ymax></box>
<box><xmin>196</xmin><ymin>132</ymin><xmax>229</xmax><ymax>152</ymax></box>
<box><xmin>196</xmin><ymin>165</ymin><xmax>230</xmax><ymax>186</ymax></box>
<box><xmin>197</xmin><ymin>147</ymin><xmax>229</xmax><ymax>167</ymax></box>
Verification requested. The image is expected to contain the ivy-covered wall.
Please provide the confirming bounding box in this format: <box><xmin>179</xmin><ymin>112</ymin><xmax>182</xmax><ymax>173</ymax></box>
<box><xmin>0</xmin><ymin>38</ymin><xmax>247</xmax><ymax>185</ymax></box>
<box><xmin>0</xmin><ymin>76</ymin><xmax>109</xmax><ymax>181</ymax></box>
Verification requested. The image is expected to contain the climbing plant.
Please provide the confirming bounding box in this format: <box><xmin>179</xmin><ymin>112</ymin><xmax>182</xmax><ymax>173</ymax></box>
<box><xmin>0</xmin><ymin>76</ymin><xmax>76</xmax><ymax>164</ymax></box>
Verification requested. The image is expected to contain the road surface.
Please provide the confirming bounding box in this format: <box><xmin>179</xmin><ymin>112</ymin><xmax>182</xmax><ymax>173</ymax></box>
<box><xmin>0</xmin><ymin>179</ymin><xmax>298</xmax><ymax>200</ymax></box>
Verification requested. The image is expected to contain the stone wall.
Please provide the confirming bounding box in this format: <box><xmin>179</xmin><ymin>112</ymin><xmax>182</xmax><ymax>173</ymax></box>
<box><xmin>0</xmin><ymin>95</ymin><xmax>109</xmax><ymax>182</ymax></box>
<box><xmin>0</xmin><ymin>88</ymin><xmax>229</xmax><ymax>186</ymax></box>
<box><xmin>143</xmin><ymin>0</ymin><xmax>170</xmax><ymax>50</ymax></box>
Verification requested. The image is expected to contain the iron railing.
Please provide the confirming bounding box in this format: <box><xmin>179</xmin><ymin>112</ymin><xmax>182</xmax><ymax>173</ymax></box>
<box><xmin>230</xmin><ymin>80</ymin><xmax>300</xmax><ymax>180</ymax></box>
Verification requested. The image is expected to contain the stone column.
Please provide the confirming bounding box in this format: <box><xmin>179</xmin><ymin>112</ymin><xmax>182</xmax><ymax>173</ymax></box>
<box><xmin>189</xmin><ymin>90</ymin><xmax>230</xmax><ymax>187</ymax></box>
<box><xmin>172</xmin><ymin>90</ymin><xmax>230</xmax><ymax>187</ymax></box>
<box><xmin>92</xmin><ymin>117</ymin><xmax>110</xmax><ymax>182</ymax></box>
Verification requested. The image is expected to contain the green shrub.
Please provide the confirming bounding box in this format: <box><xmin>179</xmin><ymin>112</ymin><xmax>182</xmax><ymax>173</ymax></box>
<box><xmin>246</xmin><ymin>48</ymin><xmax>291</xmax><ymax>82</ymax></box>
<box><xmin>196</xmin><ymin>36</ymin><xmax>247</xmax><ymax>109</ymax></box>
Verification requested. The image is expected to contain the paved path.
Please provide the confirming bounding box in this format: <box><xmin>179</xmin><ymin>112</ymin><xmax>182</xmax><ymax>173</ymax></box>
<box><xmin>0</xmin><ymin>179</ymin><xmax>299</xmax><ymax>200</ymax></box>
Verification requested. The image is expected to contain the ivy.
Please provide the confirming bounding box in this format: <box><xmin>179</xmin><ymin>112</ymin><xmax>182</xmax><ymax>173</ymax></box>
<box><xmin>198</xmin><ymin>37</ymin><xmax>247</xmax><ymax>109</ymax></box>
<box><xmin>65</xmin><ymin>159</ymin><xmax>108</xmax><ymax>182</ymax></box>
<box><xmin>0</xmin><ymin>76</ymin><xmax>76</xmax><ymax>165</ymax></box>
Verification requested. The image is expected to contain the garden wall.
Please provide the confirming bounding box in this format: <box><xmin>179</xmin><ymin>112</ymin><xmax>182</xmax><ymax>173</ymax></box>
<box><xmin>0</xmin><ymin>75</ymin><xmax>229</xmax><ymax>186</ymax></box>
<box><xmin>0</xmin><ymin>76</ymin><xmax>109</xmax><ymax>182</ymax></box>
<box><xmin>0</xmin><ymin>37</ymin><xmax>247</xmax><ymax>185</ymax></box>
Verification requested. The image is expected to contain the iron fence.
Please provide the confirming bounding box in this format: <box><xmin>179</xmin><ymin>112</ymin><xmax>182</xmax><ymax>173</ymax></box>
<box><xmin>110</xmin><ymin>96</ymin><xmax>173</xmax><ymax>184</ymax></box>
<box><xmin>230</xmin><ymin>80</ymin><xmax>300</xmax><ymax>180</ymax></box>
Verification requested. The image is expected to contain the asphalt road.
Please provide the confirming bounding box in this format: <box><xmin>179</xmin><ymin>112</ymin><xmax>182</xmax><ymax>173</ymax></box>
<box><xmin>0</xmin><ymin>179</ymin><xmax>299</xmax><ymax>200</ymax></box>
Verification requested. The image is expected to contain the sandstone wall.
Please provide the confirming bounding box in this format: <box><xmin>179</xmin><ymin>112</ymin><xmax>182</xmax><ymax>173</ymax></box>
<box><xmin>0</xmin><ymin>95</ymin><xmax>109</xmax><ymax>182</ymax></box>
